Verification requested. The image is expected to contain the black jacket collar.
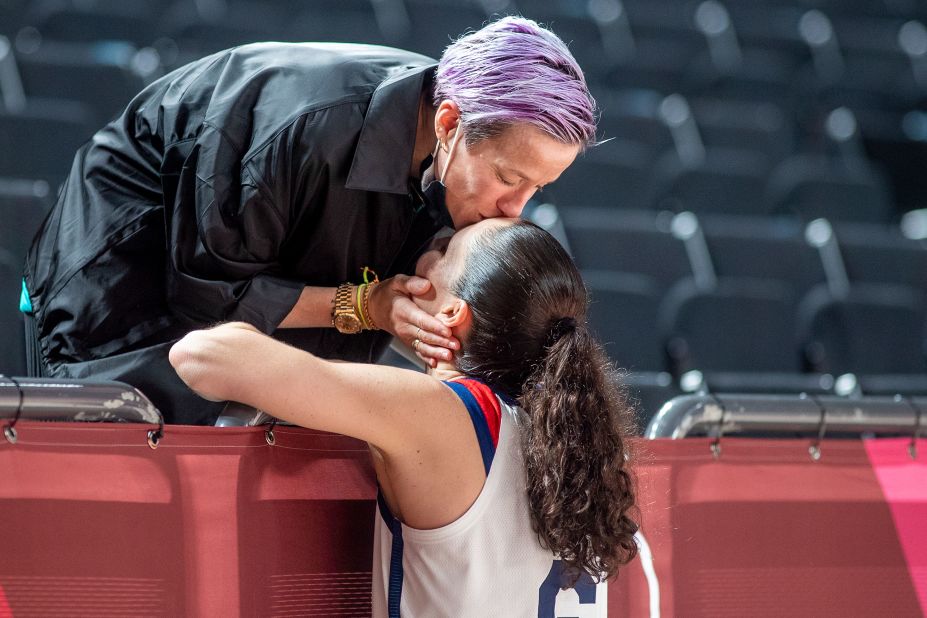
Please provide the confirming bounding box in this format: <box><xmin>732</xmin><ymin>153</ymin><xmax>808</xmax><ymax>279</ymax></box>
<box><xmin>345</xmin><ymin>63</ymin><xmax>437</xmax><ymax>195</ymax></box>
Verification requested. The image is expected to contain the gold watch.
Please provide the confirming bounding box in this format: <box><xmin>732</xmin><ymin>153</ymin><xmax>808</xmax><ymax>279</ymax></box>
<box><xmin>332</xmin><ymin>283</ymin><xmax>363</xmax><ymax>334</ymax></box>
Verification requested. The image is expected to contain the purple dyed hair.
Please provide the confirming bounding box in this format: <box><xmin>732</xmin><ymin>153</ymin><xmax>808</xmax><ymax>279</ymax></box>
<box><xmin>434</xmin><ymin>16</ymin><xmax>598</xmax><ymax>149</ymax></box>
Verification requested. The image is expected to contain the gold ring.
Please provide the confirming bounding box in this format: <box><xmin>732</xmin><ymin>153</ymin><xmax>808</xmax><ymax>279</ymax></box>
<box><xmin>412</xmin><ymin>338</ymin><xmax>421</xmax><ymax>351</ymax></box>
<box><xmin>415</xmin><ymin>327</ymin><xmax>423</xmax><ymax>341</ymax></box>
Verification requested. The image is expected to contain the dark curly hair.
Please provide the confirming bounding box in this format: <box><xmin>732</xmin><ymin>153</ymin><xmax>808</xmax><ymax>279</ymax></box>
<box><xmin>452</xmin><ymin>220</ymin><xmax>638</xmax><ymax>586</ymax></box>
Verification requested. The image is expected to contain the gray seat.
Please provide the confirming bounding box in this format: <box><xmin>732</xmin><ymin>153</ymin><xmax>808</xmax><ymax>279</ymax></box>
<box><xmin>659</xmin><ymin>276</ymin><xmax>801</xmax><ymax>375</ymax></box>
<box><xmin>799</xmin><ymin>283</ymin><xmax>927</xmax><ymax>375</ymax></box>
<box><xmin>561</xmin><ymin>208</ymin><xmax>690</xmax><ymax>289</ymax></box>
<box><xmin>584</xmin><ymin>269</ymin><xmax>665</xmax><ymax>372</ymax></box>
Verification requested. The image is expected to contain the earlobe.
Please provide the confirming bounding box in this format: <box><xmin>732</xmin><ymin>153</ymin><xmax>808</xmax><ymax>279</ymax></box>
<box><xmin>435</xmin><ymin>100</ymin><xmax>460</xmax><ymax>141</ymax></box>
<box><xmin>439</xmin><ymin>299</ymin><xmax>470</xmax><ymax>328</ymax></box>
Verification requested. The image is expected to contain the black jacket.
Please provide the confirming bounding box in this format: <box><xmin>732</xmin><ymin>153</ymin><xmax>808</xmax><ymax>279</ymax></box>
<box><xmin>25</xmin><ymin>42</ymin><xmax>442</xmax><ymax>423</ymax></box>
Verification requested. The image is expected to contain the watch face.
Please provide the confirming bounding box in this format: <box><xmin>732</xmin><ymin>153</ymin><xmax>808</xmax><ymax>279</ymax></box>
<box><xmin>334</xmin><ymin>313</ymin><xmax>363</xmax><ymax>334</ymax></box>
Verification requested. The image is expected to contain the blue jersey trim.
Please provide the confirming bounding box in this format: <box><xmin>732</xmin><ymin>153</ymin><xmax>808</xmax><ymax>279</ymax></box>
<box><xmin>444</xmin><ymin>380</ymin><xmax>496</xmax><ymax>475</ymax></box>
<box><xmin>378</xmin><ymin>491</ymin><xmax>404</xmax><ymax>618</ymax></box>
<box><xmin>375</xmin><ymin>381</ymin><xmax>500</xmax><ymax>616</ymax></box>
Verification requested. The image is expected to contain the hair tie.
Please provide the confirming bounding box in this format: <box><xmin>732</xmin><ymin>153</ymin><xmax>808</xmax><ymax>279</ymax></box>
<box><xmin>546</xmin><ymin>316</ymin><xmax>577</xmax><ymax>346</ymax></box>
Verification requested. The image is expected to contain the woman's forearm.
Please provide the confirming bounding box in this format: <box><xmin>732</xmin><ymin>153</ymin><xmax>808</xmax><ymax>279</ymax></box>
<box><xmin>169</xmin><ymin>322</ymin><xmax>448</xmax><ymax>451</ymax></box>
<box><xmin>278</xmin><ymin>286</ymin><xmax>336</xmax><ymax>328</ymax></box>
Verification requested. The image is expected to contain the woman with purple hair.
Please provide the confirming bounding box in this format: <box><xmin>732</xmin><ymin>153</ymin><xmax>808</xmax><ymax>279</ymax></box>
<box><xmin>24</xmin><ymin>16</ymin><xmax>597</xmax><ymax>425</ymax></box>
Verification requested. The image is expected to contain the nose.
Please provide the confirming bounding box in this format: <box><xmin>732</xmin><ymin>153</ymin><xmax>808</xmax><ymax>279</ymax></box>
<box><xmin>497</xmin><ymin>187</ymin><xmax>535</xmax><ymax>218</ymax></box>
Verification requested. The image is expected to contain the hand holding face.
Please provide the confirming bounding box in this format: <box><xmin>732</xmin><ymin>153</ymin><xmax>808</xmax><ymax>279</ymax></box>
<box><xmin>366</xmin><ymin>275</ymin><xmax>460</xmax><ymax>367</ymax></box>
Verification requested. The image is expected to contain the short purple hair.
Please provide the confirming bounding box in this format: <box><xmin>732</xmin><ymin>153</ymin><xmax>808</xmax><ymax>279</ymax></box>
<box><xmin>434</xmin><ymin>16</ymin><xmax>598</xmax><ymax>149</ymax></box>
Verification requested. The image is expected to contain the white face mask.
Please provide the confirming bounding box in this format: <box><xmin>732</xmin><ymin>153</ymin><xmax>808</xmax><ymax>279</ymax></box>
<box><xmin>418</xmin><ymin>126</ymin><xmax>465</xmax><ymax>228</ymax></box>
<box><xmin>421</xmin><ymin>125</ymin><xmax>464</xmax><ymax>188</ymax></box>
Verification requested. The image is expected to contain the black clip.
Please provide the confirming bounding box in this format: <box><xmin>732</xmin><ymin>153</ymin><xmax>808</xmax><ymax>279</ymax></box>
<box><xmin>1</xmin><ymin>375</ymin><xmax>24</xmax><ymax>445</ymax></box>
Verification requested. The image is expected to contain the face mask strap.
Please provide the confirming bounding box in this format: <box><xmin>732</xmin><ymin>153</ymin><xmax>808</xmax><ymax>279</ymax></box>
<box><xmin>439</xmin><ymin>124</ymin><xmax>464</xmax><ymax>183</ymax></box>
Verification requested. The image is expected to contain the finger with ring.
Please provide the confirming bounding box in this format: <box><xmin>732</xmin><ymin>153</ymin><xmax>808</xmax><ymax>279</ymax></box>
<box><xmin>413</xmin><ymin>338</ymin><xmax>421</xmax><ymax>351</ymax></box>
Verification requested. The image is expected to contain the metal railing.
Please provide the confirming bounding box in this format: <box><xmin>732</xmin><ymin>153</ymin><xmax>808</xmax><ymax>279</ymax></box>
<box><xmin>646</xmin><ymin>393</ymin><xmax>925</xmax><ymax>440</ymax></box>
<box><xmin>0</xmin><ymin>376</ymin><xmax>163</xmax><ymax>446</ymax></box>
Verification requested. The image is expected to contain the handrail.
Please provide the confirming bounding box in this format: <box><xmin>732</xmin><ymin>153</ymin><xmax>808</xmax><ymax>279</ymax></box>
<box><xmin>0</xmin><ymin>376</ymin><xmax>162</xmax><ymax>425</ymax></box>
<box><xmin>646</xmin><ymin>393</ymin><xmax>925</xmax><ymax>438</ymax></box>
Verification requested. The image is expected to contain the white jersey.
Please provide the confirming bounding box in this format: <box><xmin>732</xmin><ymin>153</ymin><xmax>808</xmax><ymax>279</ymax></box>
<box><xmin>372</xmin><ymin>379</ymin><xmax>608</xmax><ymax>617</ymax></box>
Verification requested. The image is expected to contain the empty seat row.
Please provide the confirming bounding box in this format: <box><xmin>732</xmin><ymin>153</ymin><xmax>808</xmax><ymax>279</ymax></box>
<box><xmin>559</xmin><ymin>207</ymin><xmax>927</xmax><ymax>375</ymax></box>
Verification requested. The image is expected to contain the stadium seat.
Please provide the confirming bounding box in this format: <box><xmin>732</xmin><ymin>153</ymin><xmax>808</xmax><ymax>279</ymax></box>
<box><xmin>0</xmin><ymin>178</ymin><xmax>52</xmax><ymax>260</ymax></box>
<box><xmin>699</xmin><ymin>213</ymin><xmax>827</xmax><ymax>296</ymax></box>
<box><xmin>286</xmin><ymin>6</ymin><xmax>393</xmax><ymax>46</ymax></box>
<box><xmin>560</xmin><ymin>207</ymin><xmax>690</xmax><ymax>288</ymax></box>
<box><xmin>25</xmin><ymin>4</ymin><xmax>160</xmax><ymax>48</ymax></box>
<box><xmin>766</xmin><ymin>153</ymin><xmax>893</xmax><ymax>222</ymax></box>
<box><xmin>595</xmin><ymin>36</ymin><xmax>693</xmax><ymax>93</ymax></box>
<box><xmin>798</xmin><ymin>283</ymin><xmax>927</xmax><ymax>374</ymax></box>
<box><xmin>0</xmin><ymin>105</ymin><xmax>94</xmax><ymax>186</ymax></box>
<box><xmin>835</xmin><ymin>221</ymin><xmax>927</xmax><ymax>289</ymax></box>
<box><xmin>659</xmin><ymin>276</ymin><xmax>801</xmax><ymax>375</ymax></box>
<box><xmin>16</xmin><ymin>42</ymin><xmax>150</xmax><ymax>125</ymax></box>
<box><xmin>584</xmin><ymin>269</ymin><xmax>665</xmax><ymax>372</ymax></box>
<box><xmin>595</xmin><ymin>89</ymin><xmax>675</xmax><ymax>154</ymax></box>
<box><xmin>598</xmin><ymin>90</ymin><xmax>797</xmax><ymax>163</ymax></box>
<box><xmin>690</xmin><ymin>97</ymin><xmax>796</xmax><ymax>162</ymax></box>
<box><xmin>551</xmin><ymin>139</ymin><xmax>657</xmax><ymax>210</ymax></box>
<box><xmin>648</xmin><ymin>147</ymin><xmax>772</xmax><ymax>216</ymax></box>
<box><xmin>682</xmin><ymin>46</ymin><xmax>800</xmax><ymax>111</ymax></box>
<box><xmin>401</xmin><ymin>3</ymin><xmax>494</xmax><ymax>59</ymax></box>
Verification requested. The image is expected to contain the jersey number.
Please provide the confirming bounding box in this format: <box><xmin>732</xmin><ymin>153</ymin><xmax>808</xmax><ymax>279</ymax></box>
<box><xmin>537</xmin><ymin>559</ymin><xmax>599</xmax><ymax>618</ymax></box>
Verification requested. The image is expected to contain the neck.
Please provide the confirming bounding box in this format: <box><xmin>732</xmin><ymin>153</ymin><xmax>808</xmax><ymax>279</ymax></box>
<box><xmin>427</xmin><ymin>359</ymin><xmax>463</xmax><ymax>382</ymax></box>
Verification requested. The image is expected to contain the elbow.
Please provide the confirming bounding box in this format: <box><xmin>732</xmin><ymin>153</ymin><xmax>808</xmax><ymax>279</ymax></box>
<box><xmin>169</xmin><ymin>333</ymin><xmax>225</xmax><ymax>402</ymax></box>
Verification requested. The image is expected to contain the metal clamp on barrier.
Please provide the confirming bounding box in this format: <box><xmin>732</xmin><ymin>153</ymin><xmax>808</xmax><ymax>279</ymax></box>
<box><xmin>900</xmin><ymin>395</ymin><xmax>924</xmax><ymax>460</ymax></box>
<box><xmin>1</xmin><ymin>375</ymin><xmax>24</xmax><ymax>444</ymax></box>
<box><xmin>0</xmin><ymin>376</ymin><xmax>164</xmax><ymax>447</ymax></box>
<box><xmin>804</xmin><ymin>393</ymin><xmax>828</xmax><ymax>461</ymax></box>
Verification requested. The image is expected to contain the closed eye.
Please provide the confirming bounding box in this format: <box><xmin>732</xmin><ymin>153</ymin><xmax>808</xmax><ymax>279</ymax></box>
<box><xmin>496</xmin><ymin>172</ymin><xmax>517</xmax><ymax>187</ymax></box>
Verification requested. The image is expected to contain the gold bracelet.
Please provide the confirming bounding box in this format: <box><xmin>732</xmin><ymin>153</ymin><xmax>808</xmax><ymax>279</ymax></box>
<box><xmin>361</xmin><ymin>281</ymin><xmax>379</xmax><ymax>330</ymax></box>
<box><xmin>355</xmin><ymin>283</ymin><xmax>369</xmax><ymax>330</ymax></box>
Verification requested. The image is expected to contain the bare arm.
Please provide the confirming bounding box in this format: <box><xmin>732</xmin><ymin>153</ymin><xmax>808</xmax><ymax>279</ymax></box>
<box><xmin>169</xmin><ymin>322</ymin><xmax>461</xmax><ymax>453</ymax></box>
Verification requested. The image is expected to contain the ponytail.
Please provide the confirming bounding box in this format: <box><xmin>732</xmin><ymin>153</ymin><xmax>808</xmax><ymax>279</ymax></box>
<box><xmin>451</xmin><ymin>220</ymin><xmax>638</xmax><ymax>585</ymax></box>
<box><xmin>519</xmin><ymin>322</ymin><xmax>638</xmax><ymax>585</ymax></box>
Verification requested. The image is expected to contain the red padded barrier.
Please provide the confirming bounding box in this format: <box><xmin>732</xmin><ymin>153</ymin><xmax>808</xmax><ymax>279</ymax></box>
<box><xmin>1</xmin><ymin>422</ymin><xmax>924</xmax><ymax>616</ymax></box>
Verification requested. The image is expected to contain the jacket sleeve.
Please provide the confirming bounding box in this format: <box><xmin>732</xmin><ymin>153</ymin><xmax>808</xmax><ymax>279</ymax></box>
<box><xmin>164</xmin><ymin>122</ymin><xmax>309</xmax><ymax>334</ymax></box>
